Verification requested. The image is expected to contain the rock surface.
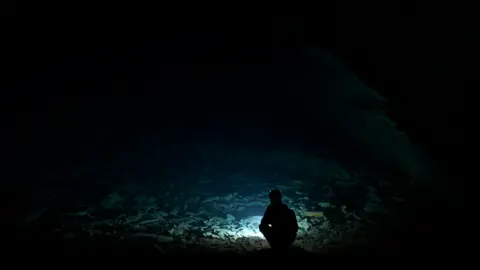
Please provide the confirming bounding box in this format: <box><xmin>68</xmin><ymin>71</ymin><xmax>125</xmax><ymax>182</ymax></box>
<box><xmin>17</xmin><ymin>155</ymin><xmax>399</xmax><ymax>253</ymax></box>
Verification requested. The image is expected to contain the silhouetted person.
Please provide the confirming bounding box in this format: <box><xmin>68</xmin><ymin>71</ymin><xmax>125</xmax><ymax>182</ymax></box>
<box><xmin>259</xmin><ymin>189</ymin><xmax>298</xmax><ymax>249</ymax></box>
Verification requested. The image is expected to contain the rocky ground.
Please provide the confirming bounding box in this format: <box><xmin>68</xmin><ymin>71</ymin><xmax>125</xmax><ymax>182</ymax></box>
<box><xmin>14</xmin><ymin>159</ymin><xmax>398</xmax><ymax>255</ymax></box>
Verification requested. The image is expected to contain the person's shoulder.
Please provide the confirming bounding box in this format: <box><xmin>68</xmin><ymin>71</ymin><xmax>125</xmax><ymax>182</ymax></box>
<box><xmin>265</xmin><ymin>204</ymin><xmax>274</xmax><ymax>211</ymax></box>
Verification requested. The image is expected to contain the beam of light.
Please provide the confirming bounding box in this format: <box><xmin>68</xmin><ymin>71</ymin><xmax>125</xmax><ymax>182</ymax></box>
<box><xmin>235</xmin><ymin>227</ymin><xmax>264</xmax><ymax>238</ymax></box>
<box><xmin>234</xmin><ymin>215</ymin><xmax>265</xmax><ymax>238</ymax></box>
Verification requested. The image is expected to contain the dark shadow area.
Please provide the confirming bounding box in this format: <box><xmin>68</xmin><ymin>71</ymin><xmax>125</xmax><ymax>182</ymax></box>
<box><xmin>2</xmin><ymin>7</ymin><xmax>465</xmax><ymax>261</ymax></box>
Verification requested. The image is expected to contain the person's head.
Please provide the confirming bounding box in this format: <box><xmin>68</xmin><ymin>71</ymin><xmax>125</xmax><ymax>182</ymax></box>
<box><xmin>269</xmin><ymin>189</ymin><xmax>282</xmax><ymax>204</ymax></box>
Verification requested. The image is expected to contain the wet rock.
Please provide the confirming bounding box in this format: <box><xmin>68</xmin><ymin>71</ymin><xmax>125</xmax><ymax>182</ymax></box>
<box><xmin>42</xmin><ymin>164</ymin><xmax>394</xmax><ymax>254</ymax></box>
<box><xmin>305</xmin><ymin>211</ymin><xmax>324</xmax><ymax>217</ymax></box>
<box><xmin>364</xmin><ymin>202</ymin><xmax>388</xmax><ymax>214</ymax></box>
<box><xmin>169</xmin><ymin>206</ymin><xmax>180</xmax><ymax>216</ymax></box>
<box><xmin>100</xmin><ymin>192</ymin><xmax>125</xmax><ymax>209</ymax></box>
<box><xmin>202</xmin><ymin>196</ymin><xmax>220</xmax><ymax>203</ymax></box>
<box><xmin>226</xmin><ymin>214</ymin><xmax>235</xmax><ymax>222</ymax></box>
<box><xmin>133</xmin><ymin>195</ymin><xmax>158</xmax><ymax>209</ymax></box>
<box><xmin>318</xmin><ymin>202</ymin><xmax>331</xmax><ymax>208</ymax></box>
<box><xmin>298</xmin><ymin>218</ymin><xmax>310</xmax><ymax>232</ymax></box>
<box><xmin>157</xmin><ymin>211</ymin><xmax>168</xmax><ymax>217</ymax></box>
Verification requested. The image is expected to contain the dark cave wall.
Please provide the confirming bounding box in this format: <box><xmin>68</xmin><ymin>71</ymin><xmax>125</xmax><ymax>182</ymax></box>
<box><xmin>326</xmin><ymin>14</ymin><xmax>464</xmax><ymax>193</ymax></box>
<box><xmin>3</xmin><ymin>11</ymin><xmax>464</xmax><ymax>196</ymax></box>
<box><xmin>270</xmin><ymin>8</ymin><xmax>464</xmax><ymax>194</ymax></box>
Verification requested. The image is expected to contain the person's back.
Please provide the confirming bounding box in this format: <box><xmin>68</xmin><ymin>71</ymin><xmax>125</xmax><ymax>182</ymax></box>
<box><xmin>259</xmin><ymin>189</ymin><xmax>298</xmax><ymax>249</ymax></box>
